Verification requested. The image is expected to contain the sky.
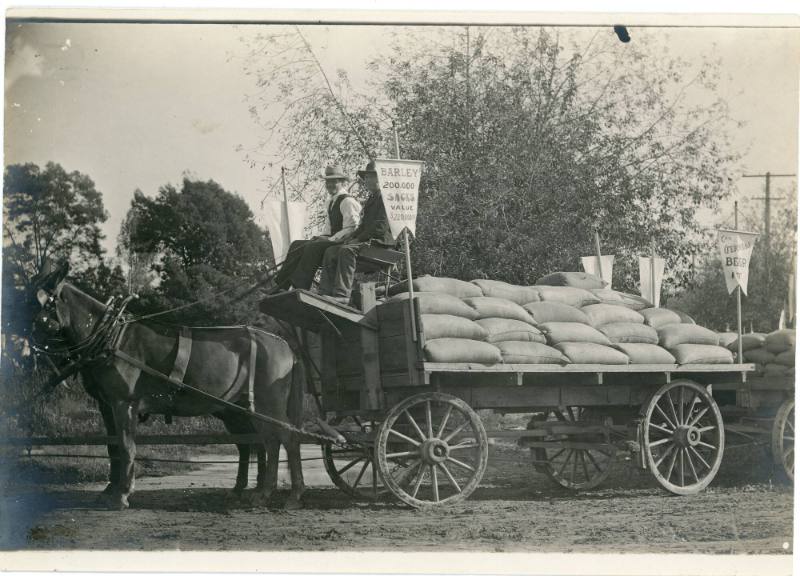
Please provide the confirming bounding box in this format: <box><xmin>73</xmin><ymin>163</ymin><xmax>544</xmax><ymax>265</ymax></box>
<box><xmin>4</xmin><ymin>16</ymin><xmax>799</xmax><ymax>258</ymax></box>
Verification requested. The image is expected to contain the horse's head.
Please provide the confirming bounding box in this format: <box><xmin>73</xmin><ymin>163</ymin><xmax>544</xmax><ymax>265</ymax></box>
<box><xmin>31</xmin><ymin>261</ymin><xmax>71</xmax><ymax>341</ymax></box>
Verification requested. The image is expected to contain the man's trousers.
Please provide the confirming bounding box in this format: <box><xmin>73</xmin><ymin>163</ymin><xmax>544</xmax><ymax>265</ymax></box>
<box><xmin>273</xmin><ymin>238</ymin><xmax>338</xmax><ymax>290</ymax></box>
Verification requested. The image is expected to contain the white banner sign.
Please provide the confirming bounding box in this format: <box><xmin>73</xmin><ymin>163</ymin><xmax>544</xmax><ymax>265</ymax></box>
<box><xmin>639</xmin><ymin>256</ymin><xmax>665</xmax><ymax>308</ymax></box>
<box><xmin>263</xmin><ymin>199</ymin><xmax>307</xmax><ymax>263</ymax></box>
<box><xmin>375</xmin><ymin>158</ymin><xmax>423</xmax><ymax>240</ymax></box>
<box><xmin>718</xmin><ymin>229</ymin><xmax>758</xmax><ymax>295</ymax></box>
<box><xmin>581</xmin><ymin>255</ymin><xmax>615</xmax><ymax>287</ymax></box>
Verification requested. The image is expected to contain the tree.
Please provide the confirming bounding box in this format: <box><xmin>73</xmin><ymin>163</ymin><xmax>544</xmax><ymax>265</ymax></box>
<box><xmin>242</xmin><ymin>27</ymin><xmax>740</xmax><ymax>294</ymax></box>
<box><xmin>2</xmin><ymin>162</ymin><xmax>113</xmax><ymax>359</ymax></box>
<box><xmin>119</xmin><ymin>179</ymin><xmax>274</xmax><ymax>325</ymax></box>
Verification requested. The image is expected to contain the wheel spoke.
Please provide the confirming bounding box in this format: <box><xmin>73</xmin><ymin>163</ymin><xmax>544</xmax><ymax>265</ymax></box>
<box><xmin>679</xmin><ymin>449</ymin><xmax>685</xmax><ymax>487</ymax></box>
<box><xmin>696</xmin><ymin>425</ymin><xmax>716</xmax><ymax>434</ymax></box>
<box><xmin>436</xmin><ymin>405</ymin><xmax>453</xmax><ymax>438</ymax></box>
<box><xmin>571</xmin><ymin>449</ymin><xmax>579</xmax><ymax>483</ymax></box>
<box><xmin>430</xmin><ymin>464</ymin><xmax>440</xmax><ymax>502</ymax></box>
<box><xmin>687</xmin><ymin>406</ymin><xmax>710</xmax><ymax>429</ymax></box>
<box><xmin>684</xmin><ymin>448</ymin><xmax>700</xmax><ymax>483</ymax></box>
<box><xmin>649</xmin><ymin>421</ymin><xmax>673</xmax><ymax>435</ymax></box>
<box><xmin>649</xmin><ymin>437</ymin><xmax>673</xmax><ymax>448</ymax></box>
<box><xmin>784</xmin><ymin>436</ymin><xmax>794</xmax><ymax>443</ymax></box>
<box><xmin>404</xmin><ymin>410</ymin><xmax>427</xmax><ymax>441</ymax></box>
<box><xmin>448</xmin><ymin>441</ymin><xmax>479</xmax><ymax>451</ymax></box>
<box><xmin>579</xmin><ymin>451</ymin><xmax>590</xmax><ymax>481</ymax></box>
<box><xmin>665</xmin><ymin>444</ymin><xmax>680</xmax><ymax>481</ymax></box>
<box><xmin>557</xmin><ymin>450</ymin><xmax>574</xmax><ymax>477</ymax></box>
<box><xmin>443</xmin><ymin>419</ymin><xmax>470</xmax><ymax>443</ymax></box>
<box><xmin>688</xmin><ymin>445</ymin><xmax>711</xmax><ymax>470</ymax></box>
<box><xmin>447</xmin><ymin>455</ymin><xmax>476</xmax><ymax>473</ymax></box>
<box><xmin>664</xmin><ymin>390</ymin><xmax>680</xmax><ymax>429</ymax></box>
<box><xmin>584</xmin><ymin>450</ymin><xmax>604</xmax><ymax>473</ymax></box>
<box><xmin>410</xmin><ymin>463</ymin><xmax>427</xmax><ymax>498</ymax></box>
<box><xmin>386</xmin><ymin>450</ymin><xmax>419</xmax><ymax>460</ymax></box>
<box><xmin>389</xmin><ymin>428</ymin><xmax>421</xmax><ymax>447</ymax></box>
<box><xmin>425</xmin><ymin>401</ymin><xmax>434</xmax><ymax>438</ymax></box>
<box><xmin>544</xmin><ymin>448</ymin><xmax>566</xmax><ymax>463</ymax></box>
<box><xmin>654</xmin><ymin>403</ymin><xmax>677</xmax><ymax>430</ymax></box>
<box><xmin>679</xmin><ymin>387</ymin><xmax>685</xmax><ymax>426</ymax></box>
<box><xmin>654</xmin><ymin>444</ymin><xmax>676</xmax><ymax>469</ymax></box>
<box><xmin>437</xmin><ymin>462</ymin><xmax>461</xmax><ymax>493</ymax></box>
<box><xmin>351</xmin><ymin>458</ymin><xmax>370</xmax><ymax>490</ymax></box>
<box><xmin>696</xmin><ymin>440</ymin><xmax>718</xmax><ymax>451</ymax></box>
<box><xmin>395</xmin><ymin>460</ymin><xmax>422</xmax><ymax>487</ymax></box>
<box><xmin>336</xmin><ymin>456</ymin><xmax>365</xmax><ymax>475</ymax></box>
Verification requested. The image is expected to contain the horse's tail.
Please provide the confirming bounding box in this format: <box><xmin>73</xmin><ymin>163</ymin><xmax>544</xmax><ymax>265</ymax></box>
<box><xmin>288</xmin><ymin>359</ymin><xmax>305</xmax><ymax>428</ymax></box>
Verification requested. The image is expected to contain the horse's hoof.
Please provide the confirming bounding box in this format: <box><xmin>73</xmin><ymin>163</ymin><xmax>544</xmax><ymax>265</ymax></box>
<box><xmin>114</xmin><ymin>496</ymin><xmax>130</xmax><ymax>510</ymax></box>
<box><xmin>284</xmin><ymin>497</ymin><xmax>303</xmax><ymax>511</ymax></box>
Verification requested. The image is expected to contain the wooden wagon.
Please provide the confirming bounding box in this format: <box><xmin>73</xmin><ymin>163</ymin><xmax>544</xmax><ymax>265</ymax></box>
<box><xmin>260</xmin><ymin>281</ymin><xmax>755</xmax><ymax>507</ymax></box>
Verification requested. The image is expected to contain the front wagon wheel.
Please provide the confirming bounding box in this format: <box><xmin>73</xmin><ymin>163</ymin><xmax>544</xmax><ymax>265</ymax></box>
<box><xmin>376</xmin><ymin>392</ymin><xmax>488</xmax><ymax>508</ymax></box>
<box><xmin>641</xmin><ymin>379</ymin><xmax>724</xmax><ymax>495</ymax></box>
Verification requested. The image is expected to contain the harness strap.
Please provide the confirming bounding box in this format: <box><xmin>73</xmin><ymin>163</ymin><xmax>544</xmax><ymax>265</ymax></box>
<box><xmin>246</xmin><ymin>327</ymin><xmax>257</xmax><ymax>412</ymax></box>
<box><xmin>169</xmin><ymin>326</ymin><xmax>193</xmax><ymax>383</ymax></box>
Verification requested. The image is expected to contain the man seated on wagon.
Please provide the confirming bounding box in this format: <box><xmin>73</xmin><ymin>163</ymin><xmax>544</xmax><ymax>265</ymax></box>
<box><xmin>318</xmin><ymin>160</ymin><xmax>395</xmax><ymax>304</ymax></box>
<box><xmin>271</xmin><ymin>164</ymin><xmax>361</xmax><ymax>292</ymax></box>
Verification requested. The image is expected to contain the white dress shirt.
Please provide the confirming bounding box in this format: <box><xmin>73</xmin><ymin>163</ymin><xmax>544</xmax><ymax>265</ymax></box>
<box><xmin>323</xmin><ymin>191</ymin><xmax>361</xmax><ymax>241</ymax></box>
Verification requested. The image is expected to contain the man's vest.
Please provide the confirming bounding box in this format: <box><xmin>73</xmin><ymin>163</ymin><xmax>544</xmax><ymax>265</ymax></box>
<box><xmin>327</xmin><ymin>194</ymin><xmax>351</xmax><ymax>235</ymax></box>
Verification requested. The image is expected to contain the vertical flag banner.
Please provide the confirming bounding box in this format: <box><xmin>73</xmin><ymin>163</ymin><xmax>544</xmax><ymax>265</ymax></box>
<box><xmin>717</xmin><ymin>229</ymin><xmax>758</xmax><ymax>296</ymax></box>
<box><xmin>374</xmin><ymin>158</ymin><xmax>424</xmax><ymax>240</ymax></box>
<box><xmin>581</xmin><ymin>255</ymin><xmax>615</xmax><ymax>287</ymax></box>
<box><xmin>639</xmin><ymin>256</ymin><xmax>665</xmax><ymax>307</ymax></box>
<box><xmin>263</xmin><ymin>200</ymin><xmax>308</xmax><ymax>262</ymax></box>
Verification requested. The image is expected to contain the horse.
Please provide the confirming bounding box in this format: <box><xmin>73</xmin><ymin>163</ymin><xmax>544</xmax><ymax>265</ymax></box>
<box><xmin>32</xmin><ymin>270</ymin><xmax>305</xmax><ymax>510</ymax></box>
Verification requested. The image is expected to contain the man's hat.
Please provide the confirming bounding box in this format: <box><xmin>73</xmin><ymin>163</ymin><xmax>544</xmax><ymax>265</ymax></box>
<box><xmin>322</xmin><ymin>165</ymin><xmax>348</xmax><ymax>180</ymax></box>
<box><xmin>357</xmin><ymin>160</ymin><xmax>377</xmax><ymax>178</ymax></box>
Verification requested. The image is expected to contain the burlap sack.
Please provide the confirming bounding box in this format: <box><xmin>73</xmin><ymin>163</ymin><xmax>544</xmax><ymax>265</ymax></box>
<box><xmin>476</xmin><ymin>318</ymin><xmax>546</xmax><ymax>344</ymax></box>
<box><xmin>423</xmin><ymin>339</ymin><xmax>503</xmax><ymax>364</ymax></box>
<box><xmin>539</xmin><ymin>322</ymin><xmax>613</xmax><ymax>346</ymax></box>
<box><xmin>390</xmin><ymin>275</ymin><xmax>483</xmax><ymax>298</ymax></box>
<box><xmin>613</xmin><ymin>343</ymin><xmax>676</xmax><ymax>364</ymax></box>
<box><xmin>743</xmin><ymin>347</ymin><xmax>776</xmax><ymax>365</ymax></box>
<box><xmin>717</xmin><ymin>332</ymin><xmax>738</xmax><ymax>348</ymax></box>
<box><xmin>764</xmin><ymin>362</ymin><xmax>791</xmax><ymax>377</ymax></box>
<box><xmin>471</xmin><ymin>279</ymin><xmax>541</xmax><ymax>305</ymax></box>
<box><xmin>764</xmin><ymin>329</ymin><xmax>796</xmax><ymax>354</ymax></box>
<box><xmin>614</xmin><ymin>292</ymin><xmax>653</xmax><ymax>311</ymax></box>
<box><xmin>590</xmin><ymin>289</ymin><xmax>625</xmax><ymax>305</ymax></box>
<box><xmin>494</xmin><ymin>341</ymin><xmax>569</xmax><ymax>364</ymax></box>
<box><xmin>462</xmin><ymin>296</ymin><xmax>536</xmax><ymax>324</ymax></box>
<box><xmin>420</xmin><ymin>314</ymin><xmax>488</xmax><ymax>341</ymax></box>
<box><xmin>775</xmin><ymin>350</ymin><xmax>796</xmax><ymax>367</ymax></box>
<box><xmin>726</xmin><ymin>333</ymin><xmax>767</xmax><ymax>352</ymax></box>
<box><xmin>535</xmin><ymin>271</ymin><xmax>605</xmax><ymax>290</ymax></box>
<box><xmin>672</xmin><ymin>309</ymin><xmax>696</xmax><ymax>324</ymax></box>
<box><xmin>535</xmin><ymin>286</ymin><xmax>601</xmax><ymax>308</ymax></box>
<box><xmin>523</xmin><ymin>302</ymin><xmax>591</xmax><ymax>325</ymax></box>
<box><xmin>658</xmin><ymin>324</ymin><xmax>720</xmax><ymax>348</ymax></box>
<box><xmin>669</xmin><ymin>344</ymin><xmax>734</xmax><ymax>365</ymax></box>
<box><xmin>555</xmin><ymin>342</ymin><xmax>630</xmax><ymax>365</ymax></box>
<box><xmin>581</xmin><ymin>303</ymin><xmax>645</xmax><ymax>327</ymax></box>
<box><xmin>598</xmin><ymin>322</ymin><xmax>659</xmax><ymax>344</ymax></box>
<box><xmin>641</xmin><ymin>307</ymin><xmax>682</xmax><ymax>329</ymax></box>
<box><xmin>389</xmin><ymin>292</ymin><xmax>479</xmax><ymax>319</ymax></box>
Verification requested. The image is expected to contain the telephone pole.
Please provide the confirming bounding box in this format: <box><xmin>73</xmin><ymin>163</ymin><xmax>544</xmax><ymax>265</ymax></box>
<box><xmin>741</xmin><ymin>171</ymin><xmax>795</xmax><ymax>326</ymax></box>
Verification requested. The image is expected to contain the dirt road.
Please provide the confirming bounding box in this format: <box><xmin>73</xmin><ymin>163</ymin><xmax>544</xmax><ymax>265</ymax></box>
<box><xmin>2</xmin><ymin>443</ymin><xmax>793</xmax><ymax>554</ymax></box>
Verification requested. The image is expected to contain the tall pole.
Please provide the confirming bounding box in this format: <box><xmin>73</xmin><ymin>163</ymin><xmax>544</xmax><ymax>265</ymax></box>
<box><xmin>650</xmin><ymin>241</ymin><xmax>657</xmax><ymax>308</ymax></box>
<box><xmin>593</xmin><ymin>229</ymin><xmax>606</xmax><ymax>287</ymax></box>
<box><xmin>735</xmin><ymin>201</ymin><xmax>744</xmax><ymax>376</ymax></box>
<box><xmin>281</xmin><ymin>167</ymin><xmax>291</xmax><ymax>242</ymax></box>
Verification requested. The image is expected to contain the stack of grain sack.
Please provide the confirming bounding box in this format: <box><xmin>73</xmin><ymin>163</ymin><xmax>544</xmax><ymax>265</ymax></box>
<box><xmin>723</xmin><ymin>329</ymin><xmax>796</xmax><ymax>379</ymax></box>
<box><xmin>385</xmin><ymin>273</ymin><xmax>734</xmax><ymax>366</ymax></box>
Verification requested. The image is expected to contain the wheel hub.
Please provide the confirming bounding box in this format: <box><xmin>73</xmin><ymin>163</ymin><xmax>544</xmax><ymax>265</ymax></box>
<box><xmin>673</xmin><ymin>425</ymin><xmax>702</xmax><ymax>448</ymax></box>
<box><xmin>420</xmin><ymin>438</ymin><xmax>449</xmax><ymax>464</ymax></box>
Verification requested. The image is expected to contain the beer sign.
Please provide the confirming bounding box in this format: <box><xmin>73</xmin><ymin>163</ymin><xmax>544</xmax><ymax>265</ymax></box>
<box><xmin>718</xmin><ymin>228</ymin><xmax>759</xmax><ymax>295</ymax></box>
<box><xmin>375</xmin><ymin>158</ymin><xmax>423</xmax><ymax>240</ymax></box>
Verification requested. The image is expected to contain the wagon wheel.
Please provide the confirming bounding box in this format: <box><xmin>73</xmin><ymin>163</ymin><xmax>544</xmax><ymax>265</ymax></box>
<box><xmin>530</xmin><ymin>407</ymin><xmax>616</xmax><ymax>491</ymax></box>
<box><xmin>375</xmin><ymin>392</ymin><xmax>488</xmax><ymax>508</ymax></box>
<box><xmin>322</xmin><ymin>416</ymin><xmax>386</xmax><ymax>500</ymax></box>
<box><xmin>641</xmin><ymin>379</ymin><xmax>724</xmax><ymax>495</ymax></box>
<box><xmin>771</xmin><ymin>398</ymin><xmax>794</xmax><ymax>483</ymax></box>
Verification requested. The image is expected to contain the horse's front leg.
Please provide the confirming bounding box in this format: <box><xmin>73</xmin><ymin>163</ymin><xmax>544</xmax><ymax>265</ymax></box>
<box><xmin>97</xmin><ymin>398</ymin><xmax>120</xmax><ymax>495</ymax></box>
<box><xmin>281</xmin><ymin>429</ymin><xmax>306</xmax><ymax>510</ymax></box>
<box><xmin>112</xmin><ymin>399</ymin><xmax>139</xmax><ymax>510</ymax></box>
<box><xmin>248</xmin><ymin>433</ymin><xmax>279</xmax><ymax>507</ymax></box>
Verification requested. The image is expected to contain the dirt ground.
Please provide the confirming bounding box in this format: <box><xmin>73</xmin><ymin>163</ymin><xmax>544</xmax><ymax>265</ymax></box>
<box><xmin>0</xmin><ymin>442</ymin><xmax>793</xmax><ymax>555</ymax></box>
